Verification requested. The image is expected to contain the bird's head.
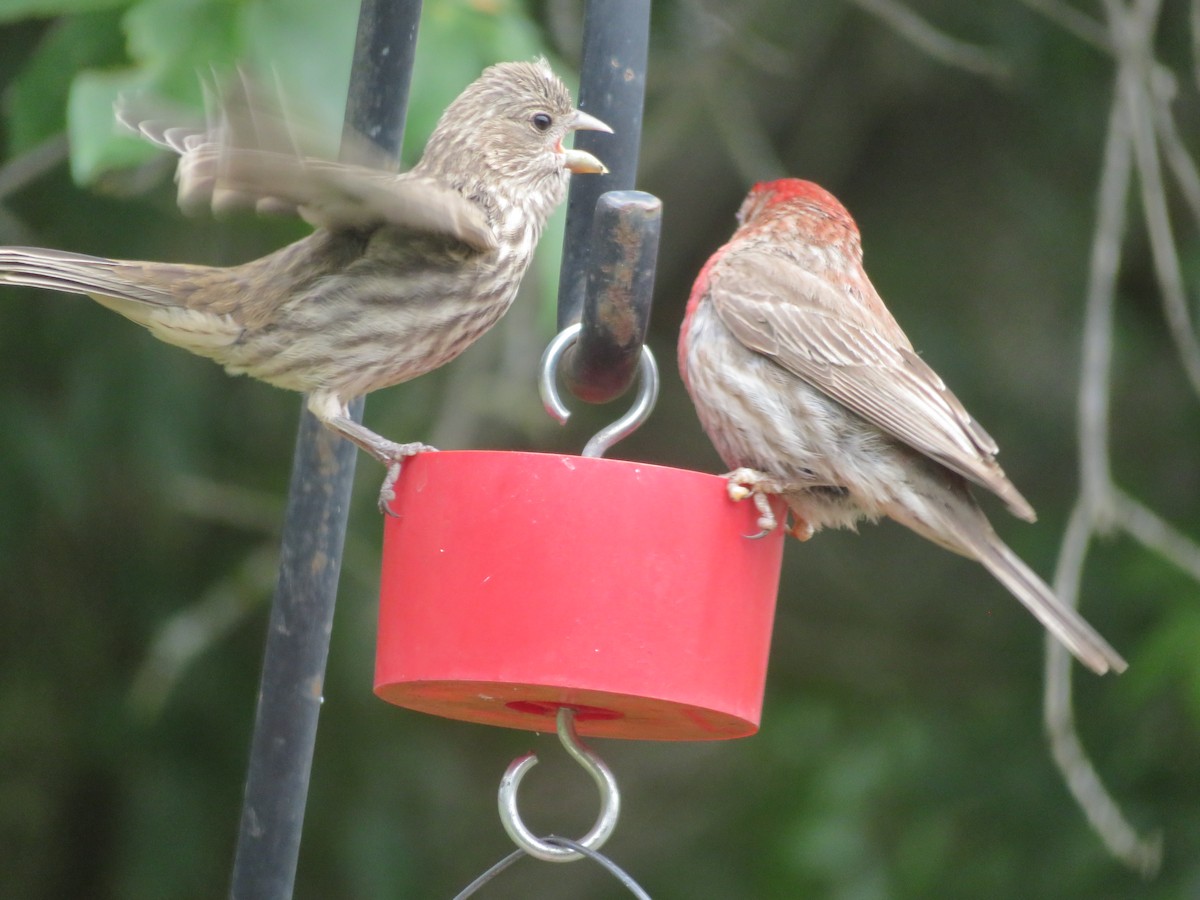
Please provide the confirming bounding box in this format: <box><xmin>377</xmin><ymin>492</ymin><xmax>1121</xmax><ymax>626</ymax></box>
<box><xmin>418</xmin><ymin>59</ymin><xmax>610</xmax><ymax>213</ymax></box>
<box><xmin>737</xmin><ymin>179</ymin><xmax>857</xmax><ymax>233</ymax></box>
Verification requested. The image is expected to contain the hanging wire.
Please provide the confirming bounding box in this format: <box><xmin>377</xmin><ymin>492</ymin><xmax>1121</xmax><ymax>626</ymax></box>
<box><xmin>541</xmin><ymin>837</ymin><xmax>653</xmax><ymax>899</ymax></box>
<box><xmin>451</xmin><ymin>849</ymin><xmax>525</xmax><ymax>899</ymax></box>
<box><xmin>451</xmin><ymin>840</ymin><xmax>652</xmax><ymax>900</ymax></box>
<box><xmin>539</xmin><ymin>322</ymin><xmax>660</xmax><ymax>458</ymax></box>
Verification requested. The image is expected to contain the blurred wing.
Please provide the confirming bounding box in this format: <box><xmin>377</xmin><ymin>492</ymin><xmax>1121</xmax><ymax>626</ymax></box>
<box><xmin>710</xmin><ymin>247</ymin><xmax>1035</xmax><ymax>520</ymax></box>
<box><xmin>115</xmin><ymin>72</ymin><xmax>496</xmax><ymax>252</ymax></box>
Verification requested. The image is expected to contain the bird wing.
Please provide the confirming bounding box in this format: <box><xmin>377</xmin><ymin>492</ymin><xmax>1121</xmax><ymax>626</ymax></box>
<box><xmin>709</xmin><ymin>247</ymin><xmax>1036</xmax><ymax>521</ymax></box>
<box><xmin>115</xmin><ymin>73</ymin><xmax>497</xmax><ymax>252</ymax></box>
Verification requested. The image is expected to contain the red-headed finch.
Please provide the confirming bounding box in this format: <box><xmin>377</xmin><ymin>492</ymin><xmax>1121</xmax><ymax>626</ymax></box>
<box><xmin>679</xmin><ymin>178</ymin><xmax>1125</xmax><ymax>675</ymax></box>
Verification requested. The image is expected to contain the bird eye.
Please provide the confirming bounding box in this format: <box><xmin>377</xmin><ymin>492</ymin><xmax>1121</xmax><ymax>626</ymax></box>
<box><xmin>531</xmin><ymin>112</ymin><xmax>553</xmax><ymax>132</ymax></box>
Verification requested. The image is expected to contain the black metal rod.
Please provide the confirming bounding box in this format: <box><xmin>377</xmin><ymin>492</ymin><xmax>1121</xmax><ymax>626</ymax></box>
<box><xmin>556</xmin><ymin>0</ymin><xmax>652</xmax><ymax>332</ymax></box>
<box><xmin>340</xmin><ymin>0</ymin><xmax>421</xmax><ymax>164</ymax></box>
<box><xmin>563</xmin><ymin>190</ymin><xmax>661</xmax><ymax>403</ymax></box>
<box><xmin>228</xmin><ymin>2</ymin><xmax>421</xmax><ymax>898</ymax></box>
<box><xmin>227</xmin><ymin>404</ymin><xmax>361</xmax><ymax>900</ymax></box>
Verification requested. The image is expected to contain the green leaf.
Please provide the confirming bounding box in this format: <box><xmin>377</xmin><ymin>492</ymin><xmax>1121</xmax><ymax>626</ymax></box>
<box><xmin>237</xmin><ymin>0</ymin><xmax>357</xmax><ymax>141</ymax></box>
<box><xmin>4</xmin><ymin>10</ymin><xmax>127</xmax><ymax>154</ymax></box>
<box><xmin>66</xmin><ymin>68</ymin><xmax>158</xmax><ymax>183</ymax></box>
<box><xmin>121</xmin><ymin>0</ymin><xmax>240</xmax><ymax>93</ymax></box>
<box><xmin>0</xmin><ymin>0</ymin><xmax>127</xmax><ymax>24</ymax></box>
<box><xmin>65</xmin><ymin>0</ymin><xmax>361</xmax><ymax>185</ymax></box>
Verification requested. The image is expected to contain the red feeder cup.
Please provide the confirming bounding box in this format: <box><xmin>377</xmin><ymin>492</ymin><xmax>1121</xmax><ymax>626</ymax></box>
<box><xmin>375</xmin><ymin>451</ymin><xmax>784</xmax><ymax>741</ymax></box>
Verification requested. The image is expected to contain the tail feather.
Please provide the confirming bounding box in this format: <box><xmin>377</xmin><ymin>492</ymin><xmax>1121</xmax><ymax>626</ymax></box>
<box><xmin>0</xmin><ymin>247</ymin><xmax>177</xmax><ymax>306</ymax></box>
<box><xmin>975</xmin><ymin>537</ymin><xmax>1127</xmax><ymax>675</ymax></box>
<box><xmin>887</xmin><ymin>477</ymin><xmax>1127</xmax><ymax>675</ymax></box>
<box><xmin>0</xmin><ymin>247</ymin><xmax>243</xmax><ymax>355</ymax></box>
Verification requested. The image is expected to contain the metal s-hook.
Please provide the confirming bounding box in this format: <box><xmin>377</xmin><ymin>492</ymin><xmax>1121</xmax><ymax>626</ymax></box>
<box><xmin>497</xmin><ymin>707</ymin><xmax>621</xmax><ymax>863</ymax></box>
<box><xmin>539</xmin><ymin>322</ymin><xmax>660</xmax><ymax>458</ymax></box>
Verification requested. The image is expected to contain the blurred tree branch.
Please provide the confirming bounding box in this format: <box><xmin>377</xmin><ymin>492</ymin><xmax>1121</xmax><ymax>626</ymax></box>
<box><xmin>847</xmin><ymin>0</ymin><xmax>1011</xmax><ymax>79</ymax></box>
<box><xmin>1040</xmin><ymin>0</ymin><xmax>1200</xmax><ymax>876</ymax></box>
<box><xmin>1020</xmin><ymin>0</ymin><xmax>1110</xmax><ymax>48</ymax></box>
<box><xmin>0</xmin><ymin>133</ymin><xmax>67</xmax><ymax>200</ymax></box>
<box><xmin>844</xmin><ymin>0</ymin><xmax>1200</xmax><ymax>875</ymax></box>
<box><xmin>1047</xmin><ymin>81</ymin><xmax>1162</xmax><ymax>876</ymax></box>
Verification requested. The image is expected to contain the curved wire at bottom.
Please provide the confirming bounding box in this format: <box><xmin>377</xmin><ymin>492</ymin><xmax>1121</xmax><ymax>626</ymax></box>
<box><xmin>451</xmin><ymin>837</ymin><xmax>652</xmax><ymax>900</ymax></box>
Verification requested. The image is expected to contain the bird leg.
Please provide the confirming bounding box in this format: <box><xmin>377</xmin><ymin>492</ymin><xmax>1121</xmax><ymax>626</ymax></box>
<box><xmin>376</xmin><ymin>443</ymin><xmax>436</xmax><ymax>516</ymax></box>
<box><xmin>333</xmin><ymin>417</ymin><xmax>434</xmax><ymax>514</ymax></box>
<box><xmin>724</xmin><ymin>467</ymin><xmax>818</xmax><ymax>541</ymax></box>
<box><xmin>308</xmin><ymin>393</ymin><xmax>435</xmax><ymax>514</ymax></box>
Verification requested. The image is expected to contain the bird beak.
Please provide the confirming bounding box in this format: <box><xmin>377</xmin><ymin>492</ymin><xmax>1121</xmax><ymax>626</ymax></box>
<box><xmin>560</xmin><ymin>108</ymin><xmax>612</xmax><ymax>174</ymax></box>
<box><xmin>572</xmin><ymin>109</ymin><xmax>613</xmax><ymax>134</ymax></box>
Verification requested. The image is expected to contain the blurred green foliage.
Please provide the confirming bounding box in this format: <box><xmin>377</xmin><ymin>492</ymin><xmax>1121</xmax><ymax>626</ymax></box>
<box><xmin>0</xmin><ymin>0</ymin><xmax>1198</xmax><ymax>898</ymax></box>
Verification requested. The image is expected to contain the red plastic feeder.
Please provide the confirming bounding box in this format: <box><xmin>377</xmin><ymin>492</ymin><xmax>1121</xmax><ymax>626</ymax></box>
<box><xmin>375</xmin><ymin>451</ymin><xmax>784</xmax><ymax>741</ymax></box>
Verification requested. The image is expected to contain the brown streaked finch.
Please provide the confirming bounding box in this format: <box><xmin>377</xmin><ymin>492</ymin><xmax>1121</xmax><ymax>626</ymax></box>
<box><xmin>0</xmin><ymin>59</ymin><xmax>610</xmax><ymax>507</ymax></box>
<box><xmin>679</xmin><ymin>178</ymin><xmax>1126</xmax><ymax>675</ymax></box>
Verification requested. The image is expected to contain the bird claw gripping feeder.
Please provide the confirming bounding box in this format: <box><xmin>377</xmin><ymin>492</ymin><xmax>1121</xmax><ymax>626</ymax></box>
<box><xmin>373</xmin><ymin>1</ymin><xmax>787</xmax><ymax>883</ymax></box>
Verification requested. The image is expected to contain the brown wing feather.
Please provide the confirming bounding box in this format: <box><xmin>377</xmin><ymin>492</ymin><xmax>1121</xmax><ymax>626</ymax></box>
<box><xmin>710</xmin><ymin>247</ymin><xmax>1036</xmax><ymax>521</ymax></box>
<box><xmin>115</xmin><ymin>73</ymin><xmax>497</xmax><ymax>252</ymax></box>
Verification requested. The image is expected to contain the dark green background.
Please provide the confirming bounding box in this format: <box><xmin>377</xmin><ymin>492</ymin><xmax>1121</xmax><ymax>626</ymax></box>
<box><xmin>0</xmin><ymin>1</ymin><xmax>1196</xmax><ymax>897</ymax></box>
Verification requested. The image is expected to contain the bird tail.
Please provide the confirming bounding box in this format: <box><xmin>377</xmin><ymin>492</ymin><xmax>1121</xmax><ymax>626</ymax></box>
<box><xmin>973</xmin><ymin>534</ymin><xmax>1127</xmax><ymax>675</ymax></box>
<box><xmin>0</xmin><ymin>247</ymin><xmax>178</xmax><ymax>311</ymax></box>
<box><xmin>0</xmin><ymin>246</ymin><xmax>245</xmax><ymax>358</ymax></box>
<box><xmin>889</xmin><ymin>479</ymin><xmax>1128</xmax><ymax>676</ymax></box>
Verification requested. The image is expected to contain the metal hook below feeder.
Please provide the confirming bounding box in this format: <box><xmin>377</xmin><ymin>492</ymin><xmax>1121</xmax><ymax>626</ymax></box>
<box><xmin>498</xmin><ymin>707</ymin><xmax>621</xmax><ymax>863</ymax></box>
<box><xmin>539</xmin><ymin>321</ymin><xmax>660</xmax><ymax>458</ymax></box>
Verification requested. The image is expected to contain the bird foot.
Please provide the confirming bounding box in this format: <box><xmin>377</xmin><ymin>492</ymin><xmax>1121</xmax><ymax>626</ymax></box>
<box><xmin>788</xmin><ymin>516</ymin><xmax>814</xmax><ymax>541</ymax></box>
<box><xmin>377</xmin><ymin>442</ymin><xmax>437</xmax><ymax>516</ymax></box>
<box><xmin>725</xmin><ymin>468</ymin><xmax>789</xmax><ymax>538</ymax></box>
<box><xmin>724</xmin><ymin>468</ymin><xmax>817</xmax><ymax>540</ymax></box>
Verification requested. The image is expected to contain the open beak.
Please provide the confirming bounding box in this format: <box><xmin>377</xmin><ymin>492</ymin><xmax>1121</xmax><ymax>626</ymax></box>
<box><xmin>560</xmin><ymin>108</ymin><xmax>613</xmax><ymax>174</ymax></box>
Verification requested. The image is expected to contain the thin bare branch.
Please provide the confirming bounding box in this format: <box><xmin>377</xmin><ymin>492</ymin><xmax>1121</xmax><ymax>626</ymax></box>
<box><xmin>0</xmin><ymin>203</ymin><xmax>40</xmax><ymax>245</ymax></box>
<box><xmin>1047</xmin><ymin>500</ymin><xmax>1164</xmax><ymax>875</ymax></box>
<box><xmin>0</xmin><ymin>133</ymin><xmax>69</xmax><ymax>201</ymax></box>
<box><xmin>1018</xmin><ymin>0</ymin><xmax>1110</xmax><ymax>50</ymax></box>
<box><xmin>1150</xmin><ymin>77</ymin><xmax>1200</xmax><ymax>231</ymax></box>
<box><xmin>1047</xmin><ymin>26</ymin><xmax>1164</xmax><ymax>871</ymax></box>
<box><xmin>1112</xmin><ymin>487</ymin><xmax>1200</xmax><ymax>582</ymax></box>
<box><xmin>1045</xmin><ymin>650</ymin><xmax>1164</xmax><ymax>874</ymax></box>
<box><xmin>1193</xmin><ymin>0</ymin><xmax>1200</xmax><ymax>89</ymax></box>
<box><xmin>1130</xmin><ymin>0</ymin><xmax>1167</xmax><ymax>29</ymax></box>
<box><xmin>170</xmin><ymin>472</ymin><xmax>283</xmax><ymax>534</ymax></box>
<box><xmin>128</xmin><ymin>544</ymin><xmax>278</xmax><ymax>716</ymax></box>
<box><xmin>708</xmin><ymin>74</ymin><xmax>790</xmax><ymax>184</ymax></box>
<box><xmin>1077</xmin><ymin>87</ymin><xmax>1133</xmax><ymax>509</ymax></box>
<box><xmin>847</xmin><ymin>0</ymin><xmax>1011</xmax><ymax>79</ymax></box>
<box><xmin>1119</xmin><ymin>67</ymin><xmax>1200</xmax><ymax>397</ymax></box>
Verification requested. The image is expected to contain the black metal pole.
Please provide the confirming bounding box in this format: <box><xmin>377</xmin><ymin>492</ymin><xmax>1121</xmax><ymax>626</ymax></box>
<box><xmin>556</xmin><ymin>0</ymin><xmax>652</xmax><ymax>330</ymax></box>
<box><xmin>563</xmin><ymin>190</ymin><xmax>661</xmax><ymax>403</ymax></box>
<box><xmin>554</xmin><ymin>0</ymin><xmax>656</xmax><ymax>405</ymax></box>
<box><xmin>340</xmin><ymin>1</ymin><xmax>421</xmax><ymax>165</ymax></box>
<box><xmin>228</xmin><ymin>3</ymin><xmax>421</xmax><ymax>898</ymax></box>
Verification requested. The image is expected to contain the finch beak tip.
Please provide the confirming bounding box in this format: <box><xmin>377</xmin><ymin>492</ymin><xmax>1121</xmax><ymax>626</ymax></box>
<box><xmin>562</xmin><ymin>109</ymin><xmax>611</xmax><ymax>174</ymax></box>
<box><xmin>572</xmin><ymin>109</ymin><xmax>613</xmax><ymax>134</ymax></box>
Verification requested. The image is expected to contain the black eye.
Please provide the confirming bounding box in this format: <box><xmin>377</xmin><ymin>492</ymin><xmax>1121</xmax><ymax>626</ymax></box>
<box><xmin>531</xmin><ymin>112</ymin><xmax>553</xmax><ymax>132</ymax></box>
